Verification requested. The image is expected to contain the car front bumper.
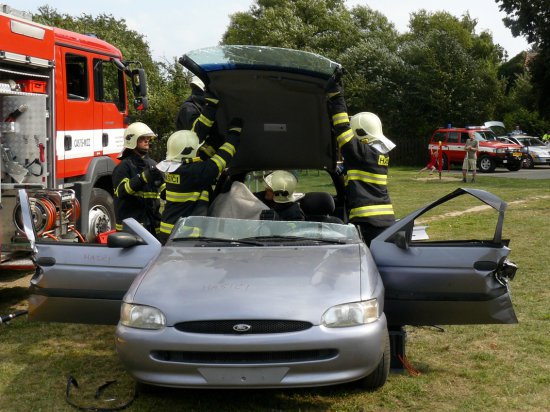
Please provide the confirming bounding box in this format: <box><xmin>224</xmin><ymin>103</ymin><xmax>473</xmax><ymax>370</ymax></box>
<box><xmin>115</xmin><ymin>315</ymin><xmax>388</xmax><ymax>388</ymax></box>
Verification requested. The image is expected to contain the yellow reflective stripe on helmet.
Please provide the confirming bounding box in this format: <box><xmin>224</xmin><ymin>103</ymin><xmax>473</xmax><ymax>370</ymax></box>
<box><xmin>210</xmin><ymin>154</ymin><xmax>227</xmax><ymax>173</ymax></box>
<box><xmin>332</xmin><ymin>112</ymin><xmax>349</xmax><ymax>126</ymax></box>
<box><xmin>349</xmin><ymin>204</ymin><xmax>394</xmax><ymax>220</ymax></box>
<box><xmin>336</xmin><ymin>129</ymin><xmax>354</xmax><ymax>148</ymax></box>
<box><xmin>160</xmin><ymin>221</ymin><xmax>174</xmax><ymax>234</ymax></box>
<box><xmin>345</xmin><ymin>169</ymin><xmax>387</xmax><ymax>185</ymax></box>
<box><xmin>165</xmin><ymin>191</ymin><xmax>206</xmax><ymax>202</ymax></box>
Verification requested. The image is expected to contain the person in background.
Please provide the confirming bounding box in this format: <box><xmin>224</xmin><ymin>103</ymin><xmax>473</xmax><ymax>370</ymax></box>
<box><xmin>256</xmin><ymin>170</ymin><xmax>305</xmax><ymax>221</ymax></box>
<box><xmin>326</xmin><ymin>78</ymin><xmax>396</xmax><ymax>246</ymax></box>
<box><xmin>462</xmin><ymin>133</ymin><xmax>479</xmax><ymax>183</ymax></box>
<box><xmin>175</xmin><ymin>76</ymin><xmax>222</xmax><ymax>159</ymax></box>
<box><xmin>112</xmin><ymin>122</ymin><xmax>164</xmax><ymax>238</ymax></box>
<box><xmin>542</xmin><ymin>129</ymin><xmax>550</xmax><ymax>145</ymax></box>
<box><xmin>156</xmin><ymin>119</ymin><xmax>243</xmax><ymax>244</ymax></box>
<box><xmin>417</xmin><ymin>147</ymin><xmax>438</xmax><ymax>177</ymax></box>
<box><xmin>511</xmin><ymin>125</ymin><xmax>523</xmax><ymax>135</ymax></box>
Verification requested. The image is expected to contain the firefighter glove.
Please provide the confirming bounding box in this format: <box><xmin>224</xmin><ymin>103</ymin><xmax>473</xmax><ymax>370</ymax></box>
<box><xmin>204</xmin><ymin>89</ymin><xmax>219</xmax><ymax>107</ymax></box>
<box><xmin>228</xmin><ymin>117</ymin><xmax>243</xmax><ymax>133</ymax></box>
<box><xmin>141</xmin><ymin>166</ymin><xmax>163</xmax><ymax>185</ymax></box>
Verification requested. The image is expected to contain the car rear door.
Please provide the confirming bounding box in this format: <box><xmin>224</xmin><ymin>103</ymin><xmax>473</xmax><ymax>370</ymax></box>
<box><xmin>18</xmin><ymin>190</ymin><xmax>161</xmax><ymax>325</ymax></box>
<box><xmin>370</xmin><ymin>188</ymin><xmax>518</xmax><ymax>327</ymax></box>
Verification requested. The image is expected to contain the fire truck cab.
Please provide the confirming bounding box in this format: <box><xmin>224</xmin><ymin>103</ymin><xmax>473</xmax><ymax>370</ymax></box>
<box><xmin>0</xmin><ymin>5</ymin><xmax>147</xmax><ymax>265</ymax></box>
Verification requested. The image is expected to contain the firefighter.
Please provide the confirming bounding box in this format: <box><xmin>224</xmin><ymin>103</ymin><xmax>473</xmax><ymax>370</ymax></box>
<box><xmin>175</xmin><ymin>76</ymin><xmax>222</xmax><ymax>160</ymax></box>
<box><xmin>327</xmin><ymin>80</ymin><xmax>396</xmax><ymax>246</ymax></box>
<box><xmin>257</xmin><ymin>170</ymin><xmax>305</xmax><ymax>221</ymax></box>
<box><xmin>112</xmin><ymin>122</ymin><xmax>165</xmax><ymax>238</ymax></box>
<box><xmin>157</xmin><ymin>118</ymin><xmax>243</xmax><ymax>244</ymax></box>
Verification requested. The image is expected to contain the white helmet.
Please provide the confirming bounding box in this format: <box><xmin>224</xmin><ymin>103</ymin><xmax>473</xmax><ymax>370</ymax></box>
<box><xmin>166</xmin><ymin>130</ymin><xmax>203</xmax><ymax>161</ymax></box>
<box><xmin>350</xmin><ymin>112</ymin><xmax>395</xmax><ymax>152</ymax></box>
<box><xmin>123</xmin><ymin>122</ymin><xmax>156</xmax><ymax>150</ymax></box>
<box><xmin>265</xmin><ymin>170</ymin><xmax>298</xmax><ymax>203</ymax></box>
<box><xmin>190</xmin><ymin>75</ymin><xmax>205</xmax><ymax>91</ymax></box>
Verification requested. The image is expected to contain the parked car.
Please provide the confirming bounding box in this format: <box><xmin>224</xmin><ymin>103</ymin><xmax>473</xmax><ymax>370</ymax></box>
<box><xmin>501</xmin><ymin>135</ymin><xmax>550</xmax><ymax>168</ymax></box>
<box><xmin>17</xmin><ymin>45</ymin><xmax>518</xmax><ymax>392</ymax></box>
<box><xmin>428</xmin><ymin>126</ymin><xmax>523</xmax><ymax>173</ymax></box>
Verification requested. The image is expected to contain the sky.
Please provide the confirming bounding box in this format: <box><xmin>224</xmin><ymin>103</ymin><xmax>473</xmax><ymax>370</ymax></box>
<box><xmin>15</xmin><ymin>0</ymin><xmax>530</xmax><ymax>61</ymax></box>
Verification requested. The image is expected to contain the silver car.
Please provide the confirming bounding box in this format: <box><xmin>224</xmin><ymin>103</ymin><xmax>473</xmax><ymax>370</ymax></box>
<box><xmin>18</xmin><ymin>46</ymin><xmax>518</xmax><ymax>391</ymax></box>
<box><xmin>505</xmin><ymin>135</ymin><xmax>550</xmax><ymax>168</ymax></box>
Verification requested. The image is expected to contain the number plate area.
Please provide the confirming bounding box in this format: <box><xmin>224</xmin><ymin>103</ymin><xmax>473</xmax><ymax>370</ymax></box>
<box><xmin>198</xmin><ymin>367</ymin><xmax>289</xmax><ymax>385</ymax></box>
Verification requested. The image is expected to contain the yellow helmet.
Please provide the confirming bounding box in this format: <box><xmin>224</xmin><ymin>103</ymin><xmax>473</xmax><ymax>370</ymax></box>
<box><xmin>264</xmin><ymin>170</ymin><xmax>298</xmax><ymax>203</ymax></box>
<box><xmin>166</xmin><ymin>130</ymin><xmax>203</xmax><ymax>161</ymax></box>
<box><xmin>123</xmin><ymin>122</ymin><xmax>156</xmax><ymax>150</ymax></box>
<box><xmin>350</xmin><ymin>112</ymin><xmax>395</xmax><ymax>152</ymax></box>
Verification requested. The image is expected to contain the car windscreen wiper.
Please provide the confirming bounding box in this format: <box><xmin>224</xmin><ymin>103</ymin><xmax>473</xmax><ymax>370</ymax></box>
<box><xmin>170</xmin><ymin>236</ymin><xmax>265</xmax><ymax>246</ymax></box>
<box><xmin>241</xmin><ymin>235</ymin><xmax>348</xmax><ymax>245</ymax></box>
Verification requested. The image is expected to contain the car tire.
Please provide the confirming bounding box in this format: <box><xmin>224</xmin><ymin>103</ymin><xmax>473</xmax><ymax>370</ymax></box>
<box><xmin>523</xmin><ymin>155</ymin><xmax>535</xmax><ymax>169</ymax></box>
<box><xmin>441</xmin><ymin>154</ymin><xmax>449</xmax><ymax>170</ymax></box>
<box><xmin>355</xmin><ymin>329</ymin><xmax>390</xmax><ymax>391</ymax></box>
<box><xmin>478</xmin><ymin>156</ymin><xmax>496</xmax><ymax>173</ymax></box>
<box><xmin>506</xmin><ymin>161</ymin><xmax>523</xmax><ymax>171</ymax></box>
<box><xmin>86</xmin><ymin>188</ymin><xmax>115</xmax><ymax>242</ymax></box>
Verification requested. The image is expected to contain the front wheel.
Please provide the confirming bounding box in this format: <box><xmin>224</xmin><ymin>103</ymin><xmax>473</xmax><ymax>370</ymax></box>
<box><xmin>478</xmin><ymin>156</ymin><xmax>496</xmax><ymax>173</ymax></box>
<box><xmin>86</xmin><ymin>188</ymin><xmax>115</xmax><ymax>242</ymax></box>
<box><xmin>355</xmin><ymin>329</ymin><xmax>390</xmax><ymax>391</ymax></box>
<box><xmin>523</xmin><ymin>155</ymin><xmax>535</xmax><ymax>169</ymax></box>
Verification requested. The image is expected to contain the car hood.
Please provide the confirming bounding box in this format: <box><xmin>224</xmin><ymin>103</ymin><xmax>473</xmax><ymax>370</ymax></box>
<box><xmin>179</xmin><ymin>45</ymin><xmax>342</xmax><ymax>173</ymax></box>
<box><xmin>127</xmin><ymin>244</ymin><xmax>372</xmax><ymax>325</ymax></box>
<box><xmin>479</xmin><ymin>141</ymin><xmax>521</xmax><ymax>149</ymax></box>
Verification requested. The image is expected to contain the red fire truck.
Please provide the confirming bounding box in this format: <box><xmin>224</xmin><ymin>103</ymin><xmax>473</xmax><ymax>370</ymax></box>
<box><xmin>0</xmin><ymin>5</ymin><xmax>147</xmax><ymax>268</ymax></box>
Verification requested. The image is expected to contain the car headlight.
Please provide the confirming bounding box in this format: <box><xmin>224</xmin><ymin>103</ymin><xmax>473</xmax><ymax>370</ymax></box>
<box><xmin>495</xmin><ymin>148</ymin><xmax>505</xmax><ymax>153</ymax></box>
<box><xmin>120</xmin><ymin>303</ymin><xmax>166</xmax><ymax>330</ymax></box>
<box><xmin>321</xmin><ymin>299</ymin><xmax>379</xmax><ymax>328</ymax></box>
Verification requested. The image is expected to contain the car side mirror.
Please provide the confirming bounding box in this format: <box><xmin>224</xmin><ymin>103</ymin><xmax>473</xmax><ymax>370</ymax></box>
<box><xmin>107</xmin><ymin>232</ymin><xmax>146</xmax><ymax>248</ymax></box>
<box><xmin>393</xmin><ymin>230</ymin><xmax>409</xmax><ymax>250</ymax></box>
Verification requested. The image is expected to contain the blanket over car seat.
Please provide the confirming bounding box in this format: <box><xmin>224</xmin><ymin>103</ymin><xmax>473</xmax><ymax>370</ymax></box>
<box><xmin>208</xmin><ymin>181</ymin><xmax>270</xmax><ymax>220</ymax></box>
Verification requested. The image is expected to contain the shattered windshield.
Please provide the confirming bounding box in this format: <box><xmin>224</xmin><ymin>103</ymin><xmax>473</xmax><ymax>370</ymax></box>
<box><xmin>183</xmin><ymin>45</ymin><xmax>341</xmax><ymax>78</ymax></box>
<box><xmin>170</xmin><ymin>216</ymin><xmax>359</xmax><ymax>245</ymax></box>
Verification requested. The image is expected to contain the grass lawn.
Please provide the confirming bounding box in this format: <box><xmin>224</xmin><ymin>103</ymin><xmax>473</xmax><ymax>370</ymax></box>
<box><xmin>1</xmin><ymin>167</ymin><xmax>549</xmax><ymax>411</ymax></box>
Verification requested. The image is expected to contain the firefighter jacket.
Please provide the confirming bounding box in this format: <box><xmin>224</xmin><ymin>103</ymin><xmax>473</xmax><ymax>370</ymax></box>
<box><xmin>113</xmin><ymin>151</ymin><xmax>164</xmax><ymax>235</ymax></box>
<box><xmin>159</xmin><ymin>130</ymin><xmax>241</xmax><ymax>241</ymax></box>
<box><xmin>328</xmin><ymin>95</ymin><xmax>395</xmax><ymax>228</ymax></box>
<box><xmin>175</xmin><ymin>91</ymin><xmax>222</xmax><ymax>159</ymax></box>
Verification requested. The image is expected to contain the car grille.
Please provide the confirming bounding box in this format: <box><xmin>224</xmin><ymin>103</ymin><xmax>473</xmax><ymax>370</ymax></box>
<box><xmin>175</xmin><ymin>319</ymin><xmax>312</xmax><ymax>334</ymax></box>
<box><xmin>151</xmin><ymin>349</ymin><xmax>338</xmax><ymax>364</ymax></box>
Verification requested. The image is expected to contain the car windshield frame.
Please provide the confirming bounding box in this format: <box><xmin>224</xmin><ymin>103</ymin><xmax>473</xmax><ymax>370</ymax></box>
<box><xmin>182</xmin><ymin>45</ymin><xmax>341</xmax><ymax>79</ymax></box>
<box><xmin>517</xmin><ymin>137</ymin><xmax>545</xmax><ymax>146</ymax></box>
<box><xmin>169</xmin><ymin>216</ymin><xmax>359</xmax><ymax>245</ymax></box>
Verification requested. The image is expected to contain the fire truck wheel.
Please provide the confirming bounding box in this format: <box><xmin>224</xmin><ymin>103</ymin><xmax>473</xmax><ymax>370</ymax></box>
<box><xmin>86</xmin><ymin>188</ymin><xmax>115</xmax><ymax>242</ymax></box>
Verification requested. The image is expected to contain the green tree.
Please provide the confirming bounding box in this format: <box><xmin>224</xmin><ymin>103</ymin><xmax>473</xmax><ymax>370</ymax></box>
<box><xmin>496</xmin><ymin>0</ymin><xmax>550</xmax><ymax>119</ymax></box>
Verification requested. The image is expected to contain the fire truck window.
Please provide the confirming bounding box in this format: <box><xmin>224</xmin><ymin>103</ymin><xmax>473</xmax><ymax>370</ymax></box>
<box><xmin>94</xmin><ymin>59</ymin><xmax>125</xmax><ymax>112</ymax></box>
<box><xmin>460</xmin><ymin>132</ymin><xmax>469</xmax><ymax>143</ymax></box>
<box><xmin>66</xmin><ymin>55</ymin><xmax>88</xmax><ymax>100</ymax></box>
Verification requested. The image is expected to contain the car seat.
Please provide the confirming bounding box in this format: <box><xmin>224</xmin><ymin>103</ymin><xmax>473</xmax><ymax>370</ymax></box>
<box><xmin>299</xmin><ymin>192</ymin><xmax>343</xmax><ymax>224</ymax></box>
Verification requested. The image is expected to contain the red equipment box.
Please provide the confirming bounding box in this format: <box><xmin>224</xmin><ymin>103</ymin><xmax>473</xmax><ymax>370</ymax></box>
<box><xmin>16</xmin><ymin>80</ymin><xmax>47</xmax><ymax>94</ymax></box>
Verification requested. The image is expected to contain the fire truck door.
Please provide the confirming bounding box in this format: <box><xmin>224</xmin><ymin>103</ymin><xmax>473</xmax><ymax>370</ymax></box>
<box><xmin>57</xmin><ymin>49</ymin><xmax>95</xmax><ymax>179</ymax></box>
<box><xmin>93</xmin><ymin>58</ymin><xmax>126</xmax><ymax>160</ymax></box>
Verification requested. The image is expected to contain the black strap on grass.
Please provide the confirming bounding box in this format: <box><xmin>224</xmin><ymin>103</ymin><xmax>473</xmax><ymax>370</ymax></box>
<box><xmin>65</xmin><ymin>376</ymin><xmax>137</xmax><ymax>411</ymax></box>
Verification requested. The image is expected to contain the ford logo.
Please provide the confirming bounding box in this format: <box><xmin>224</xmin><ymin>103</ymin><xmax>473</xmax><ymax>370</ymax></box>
<box><xmin>233</xmin><ymin>323</ymin><xmax>251</xmax><ymax>332</ymax></box>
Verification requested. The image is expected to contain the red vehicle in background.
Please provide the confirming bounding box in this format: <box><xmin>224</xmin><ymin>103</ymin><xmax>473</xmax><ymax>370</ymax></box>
<box><xmin>428</xmin><ymin>126</ymin><xmax>523</xmax><ymax>173</ymax></box>
<box><xmin>0</xmin><ymin>5</ymin><xmax>147</xmax><ymax>267</ymax></box>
